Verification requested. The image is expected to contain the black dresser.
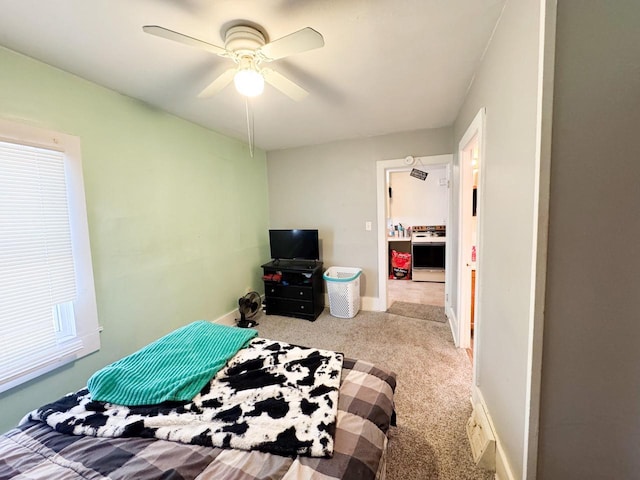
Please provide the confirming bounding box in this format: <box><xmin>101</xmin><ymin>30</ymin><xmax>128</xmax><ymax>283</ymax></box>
<box><xmin>261</xmin><ymin>260</ymin><xmax>324</xmax><ymax>321</ymax></box>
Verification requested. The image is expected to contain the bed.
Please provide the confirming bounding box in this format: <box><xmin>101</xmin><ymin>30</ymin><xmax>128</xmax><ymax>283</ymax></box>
<box><xmin>0</xmin><ymin>322</ymin><xmax>396</xmax><ymax>480</ymax></box>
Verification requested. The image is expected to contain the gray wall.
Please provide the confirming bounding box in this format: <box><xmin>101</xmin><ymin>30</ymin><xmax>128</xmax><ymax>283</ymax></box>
<box><xmin>452</xmin><ymin>0</ymin><xmax>541</xmax><ymax>476</ymax></box>
<box><xmin>266</xmin><ymin>128</ymin><xmax>452</xmax><ymax>298</ymax></box>
<box><xmin>537</xmin><ymin>2</ymin><xmax>640</xmax><ymax>478</ymax></box>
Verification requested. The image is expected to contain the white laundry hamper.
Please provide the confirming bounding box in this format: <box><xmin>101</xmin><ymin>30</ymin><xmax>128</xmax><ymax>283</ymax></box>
<box><xmin>323</xmin><ymin>267</ymin><xmax>363</xmax><ymax>318</ymax></box>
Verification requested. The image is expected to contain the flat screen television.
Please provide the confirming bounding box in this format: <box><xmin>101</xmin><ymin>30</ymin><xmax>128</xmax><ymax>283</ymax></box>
<box><xmin>269</xmin><ymin>229</ymin><xmax>319</xmax><ymax>261</ymax></box>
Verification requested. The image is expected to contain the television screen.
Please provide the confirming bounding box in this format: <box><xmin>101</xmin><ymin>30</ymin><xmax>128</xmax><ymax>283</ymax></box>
<box><xmin>269</xmin><ymin>229</ymin><xmax>319</xmax><ymax>261</ymax></box>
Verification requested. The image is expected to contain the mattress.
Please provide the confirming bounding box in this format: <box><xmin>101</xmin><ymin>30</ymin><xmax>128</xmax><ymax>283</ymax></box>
<box><xmin>0</xmin><ymin>355</ymin><xmax>396</xmax><ymax>480</ymax></box>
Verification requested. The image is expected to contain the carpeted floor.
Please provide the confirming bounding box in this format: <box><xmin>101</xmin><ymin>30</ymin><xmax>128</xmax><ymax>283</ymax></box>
<box><xmin>387</xmin><ymin>301</ymin><xmax>447</xmax><ymax>322</ymax></box>
<box><xmin>255</xmin><ymin>309</ymin><xmax>493</xmax><ymax>480</ymax></box>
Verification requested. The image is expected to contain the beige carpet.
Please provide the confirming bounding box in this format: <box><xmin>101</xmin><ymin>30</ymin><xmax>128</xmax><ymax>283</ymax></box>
<box><xmin>255</xmin><ymin>309</ymin><xmax>493</xmax><ymax>480</ymax></box>
<box><xmin>387</xmin><ymin>301</ymin><xmax>447</xmax><ymax>323</ymax></box>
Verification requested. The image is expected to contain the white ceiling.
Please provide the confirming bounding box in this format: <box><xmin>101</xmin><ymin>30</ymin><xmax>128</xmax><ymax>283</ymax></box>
<box><xmin>0</xmin><ymin>0</ymin><xmax>505</xmax><ymax>151</ymax></box>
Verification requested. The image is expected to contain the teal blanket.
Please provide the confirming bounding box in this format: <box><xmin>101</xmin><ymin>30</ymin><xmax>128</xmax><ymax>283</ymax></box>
<box><xmin>87</xmin><ymin>321</ymin><xmax>257</xmax><ymax>406</ymax></box>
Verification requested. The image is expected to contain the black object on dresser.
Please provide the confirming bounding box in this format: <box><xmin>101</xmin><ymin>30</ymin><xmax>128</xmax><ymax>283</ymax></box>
<box><xmin>261</xmin><ymin>260</ymin><xmax>324</xmax><ymax>321</ymax></box>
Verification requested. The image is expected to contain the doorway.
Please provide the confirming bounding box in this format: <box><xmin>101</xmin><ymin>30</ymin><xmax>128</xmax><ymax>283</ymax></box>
<box><xmin>375</xmin><ymin>155</ymin><xmax>453</xmax><ymax>312</ymax></box>
<box><xmin>457</xmin><ymin>109</ymin><xmax>485</xmax><ymax>374</ymax></box>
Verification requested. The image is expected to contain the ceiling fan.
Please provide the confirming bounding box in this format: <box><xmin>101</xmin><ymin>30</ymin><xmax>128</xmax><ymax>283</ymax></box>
<box><xmin>142</xmin><ymin>23</ymin><xmax>324</xmax><ymax>100</ymax></box>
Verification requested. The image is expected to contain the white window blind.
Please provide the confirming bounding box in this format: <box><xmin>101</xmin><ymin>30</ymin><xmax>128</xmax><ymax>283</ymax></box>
<box><xmin>0</xmin><ymin>140</ymin><xmax>84</xmax><ymax>388</ymax></box>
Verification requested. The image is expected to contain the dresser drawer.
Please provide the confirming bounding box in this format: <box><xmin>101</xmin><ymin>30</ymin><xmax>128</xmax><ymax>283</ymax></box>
<box><xmin>265</xmin><ymin>297</ymin><xmax>314</xmax><ymax>316</ymax></box>
<box><xmin>265</xmin><ymin>284</ymin><xmax>313</xmax><ymax>301</ymax></box>
<box><xmin>281</xmin><ymin>285</ymin><xmax>312</xmax><ymax>301</ymax></box>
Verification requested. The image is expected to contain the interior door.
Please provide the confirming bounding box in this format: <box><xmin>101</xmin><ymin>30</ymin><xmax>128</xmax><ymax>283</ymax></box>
<box><xmin>457</xmin><ymin>108</ymin><xmax>484</xmax><ymax>384</ymax></box>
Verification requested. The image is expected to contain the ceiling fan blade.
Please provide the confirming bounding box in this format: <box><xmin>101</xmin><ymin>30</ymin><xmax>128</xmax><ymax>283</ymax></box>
<box><xmin>142</xmin><ymin>25</ymin><xmax>228</xmax><ymax>57</ymax></box>
<box><xmin>197</xmin><ymin>68</ymin><xmax>236</xmax><ymax>98</ymax></box>
<box><xmin>262</xmin><ymin>68</ymin><xmax>309</xmax><ymax>101</ymax></box>
<box><xmin>259</xmin><ymin>27</ymin><xmax>324</xmax><ymax>61</ymax></box>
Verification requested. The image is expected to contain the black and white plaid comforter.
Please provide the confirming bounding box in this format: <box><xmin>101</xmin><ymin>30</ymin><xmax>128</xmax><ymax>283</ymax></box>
<box><xmin>1</xmin><ymin>358</ymin><xmax>396</xmax><ymax>480</ymax></box>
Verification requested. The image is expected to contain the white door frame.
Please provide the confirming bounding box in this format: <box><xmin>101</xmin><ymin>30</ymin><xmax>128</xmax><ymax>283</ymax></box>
<box><xmin>375</xmin><ymin>154</ymin><xmax>453</xmax><ymax>312</ymax></box>
<box><xmin>457</xmin><ymin>108</ymin><xmax>486</xmax><ymax>383</ymax></box>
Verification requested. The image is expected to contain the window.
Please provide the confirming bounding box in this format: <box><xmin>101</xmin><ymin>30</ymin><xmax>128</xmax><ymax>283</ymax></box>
<box><xmin>0</xmin><ymin>119</ymin><xmax>100</xmax><ymax>393</ymax></box>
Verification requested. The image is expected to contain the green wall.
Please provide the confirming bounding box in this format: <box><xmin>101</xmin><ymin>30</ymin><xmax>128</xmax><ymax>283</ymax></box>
<box><xmin>0</xmin><ymin>46</ymin><xmax>270</xmax><ymax>432</ymax></box>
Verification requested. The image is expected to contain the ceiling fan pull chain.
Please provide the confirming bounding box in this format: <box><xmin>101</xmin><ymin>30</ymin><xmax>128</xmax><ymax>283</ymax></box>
<box><xmin>245</xmin><ymin>97</ymin><xmax>254</xmax><ymax>158</ymax></box>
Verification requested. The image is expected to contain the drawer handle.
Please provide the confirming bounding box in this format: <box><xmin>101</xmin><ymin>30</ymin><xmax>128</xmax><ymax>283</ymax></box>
<box><xmin>270</xmin><ymin>288</ymin><xmax>275</xmax><ymax>293</ymax></box>
<box><xmin>299</xmin><ymin>291</ymin><xmax>303</xmax><ymax>296</ymax></box>
<box><xmin>300</xmin><ymin>305</ymin><xmax>305</xmax><ymax>310</ymax></box>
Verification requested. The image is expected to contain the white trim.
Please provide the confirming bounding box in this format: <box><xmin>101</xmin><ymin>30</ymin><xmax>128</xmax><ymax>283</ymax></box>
<box><xmin>472</xmin><ymin>109</ymin><xmax>487</xmax><ymax>388</ymax></box>
<box><xmin>471</xmin><ymin>386</ymin><xmax>517</xmax><ymax>480</ymax></box>
<box><xmin>365</xmin><ymin>296</ymin><xmax>385</xmax><ymax>312</ymax></box>
<box><xmin>213</xmin><ymin>309</ymin><xmax>240</xmax><ymax>326</ymax></box>
<box><xmin>213</xmin><ymin>294</ymin><xmax>266</xmax><ymax>326</ymax></box>
<box><xmin>360</xmin><ymin>295</ymin><xmax>380</xmax><ymax>312</ymax></box>
<box><xmin>523</xmin><ymin>1</ymin><xmax>556</xmax><ymax>478</ymax></box>
<box><xmin>446</xmin><ymin>305</ymin><xmax>457</xmax><ymax>322</ymax></box>
<box><xmin>456</xmin><ymin>108</ymin><xmax>486</xmax><ymax>385</ymax></box>
<box><xmin>446</xmin><ymin>306</ymin><xmax>458</xmax><ymax>344</ymax></box>
<box><xmin>323</xmin><ymin>294</ymin><xmax>382</xmax><ymax>313</ymax></box>
<box><xmin>1</xmin><ymin>350</ymin><xmax>84</xmax><ymax>393</ymax></box>
<box><xmin>444</xmin><ymin>163</ymin><xmax>453</xmax><ymax>315</ymax></box>
<box><xmin>376</xmin><ymin>154</ymin><xmax>453</xmax><ymax>312</ymax></box>
<box><xmin>456</xmin><ymin>142</ymin><xmax>472</xmax><ymax>349</ymax></box>
<box><xmin>496</xmin><ymin>446</ymin><xmax>518</xmax><ymax>480</ymax></box>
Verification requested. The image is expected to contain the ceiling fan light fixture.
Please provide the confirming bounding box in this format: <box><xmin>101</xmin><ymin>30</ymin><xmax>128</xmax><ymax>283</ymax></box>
<box><xmin>234</xmin><ymin>65</ymin><xmax>264</xmax><ymax>97</ymax></box>
<box><xmin>144</xmin><ymin>24</ymin><xmax>323</xmax><ymax>101</ymax></box>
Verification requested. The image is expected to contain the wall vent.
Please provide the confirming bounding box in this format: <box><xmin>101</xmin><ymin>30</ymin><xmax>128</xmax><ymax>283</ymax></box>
<box><xmin>466</xmin><ymin>402</ymin><xmax>496</xmax><ymax>470</ymax></box>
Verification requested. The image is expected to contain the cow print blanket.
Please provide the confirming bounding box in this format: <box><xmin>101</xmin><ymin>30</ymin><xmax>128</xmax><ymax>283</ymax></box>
<box><xmin>26</xmin><ymin>338</ymin><xmax>344</xmax><ymax>458</ymax></box>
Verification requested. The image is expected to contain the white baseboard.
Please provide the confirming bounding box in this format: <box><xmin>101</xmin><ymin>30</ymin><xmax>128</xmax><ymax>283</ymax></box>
<box><xmin>471</xmin><ymin>386</ymin><xmax>517</xmax><ymax>480</ymax></box>
<box><xmin>446</xmin><ymin>306</ymin><xmax>459</xmax><ymax>346</ymax></box>
<box><xmin>495</xmin><ymin>453</ymin><xmax>517</xmax><ymax>480</ymax></box>
<box><xmin>213</xmin><ymin>308</ymin><xmax>240</xmax><ymax>326</ymax></box>
<box><xmin>362</xmin><ymin>295</ymin><xmax>382</xmax><ymax>311</ymax></box>
<box><xmin>324</xmin><ymin>294</ymin><xmax>382</xmax><ymax>313</ymax></box>
<box><xmin>212</xmin><ymin>294</ymin><xmax>265</xmax><ymax>327</ymax></box>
